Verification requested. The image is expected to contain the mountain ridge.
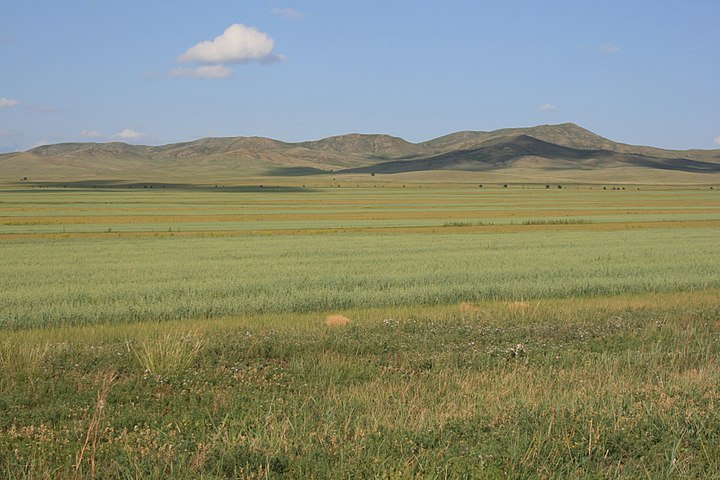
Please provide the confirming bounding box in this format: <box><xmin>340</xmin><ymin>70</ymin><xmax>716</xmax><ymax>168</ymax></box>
<box><xmin>340</xmin><ymin>135</ymin><xmax>720</xmax><ymax>175</ymax></box>
<box><xmin>20</xmin><ymin>123</ymin><xmax>720</xmax><ymax>162</ymax></box>
<box><xmin>3</xmin><ymin>124</ymin><xmax>720</xmax><ymax>183</ymax></box>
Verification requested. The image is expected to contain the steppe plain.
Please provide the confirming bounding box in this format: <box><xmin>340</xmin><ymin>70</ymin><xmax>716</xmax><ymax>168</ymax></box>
<box><xmin>1</xmin><ymin>124</ymin><xmax>720</xmax><ymax>478</ymax></box>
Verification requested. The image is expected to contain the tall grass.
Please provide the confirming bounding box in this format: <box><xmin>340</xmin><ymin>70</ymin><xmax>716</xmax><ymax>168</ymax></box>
<box><xmin>0</xmin><ymin>339</ymin><xmax>50</xmax><ymax>380</ymax></box>
<box><xmin>131</xmin><ymin>330</ymin><xmax>205</xmax><ymax>377</ymax></box>
<box><xmin>1</xmin><ymin>228</ymin><xmax>719</xmax><ymax>329</ymax></box>
<box><xmin>0</xmin><ymin>294</ymin><xmax>718</xmax><ymax>478</ymax></box>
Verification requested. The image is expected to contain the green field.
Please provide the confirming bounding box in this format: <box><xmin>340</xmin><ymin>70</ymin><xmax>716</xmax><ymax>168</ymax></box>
<box><xmin>1</xmin><ymin>184</ymin><xmax>719</xmax><ymax>478</ymax></box>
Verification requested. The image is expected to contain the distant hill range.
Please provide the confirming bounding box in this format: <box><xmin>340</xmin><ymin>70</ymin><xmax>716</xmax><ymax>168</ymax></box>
<box><xmin>2</xmin><ymin>123</ymin><xmax>719</xmax><ymax>184</ymax></box>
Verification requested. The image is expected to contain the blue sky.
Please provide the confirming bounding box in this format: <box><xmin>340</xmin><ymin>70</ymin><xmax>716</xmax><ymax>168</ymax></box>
<box><xmin>1</xmin><ymin>0</ymin><xmax>718</xmax><ymax>152</ymax></box>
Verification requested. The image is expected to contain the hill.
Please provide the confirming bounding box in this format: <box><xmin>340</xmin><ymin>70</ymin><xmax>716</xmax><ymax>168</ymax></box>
<box><xmin>2</xmin><ymin>124</ymin><xmax>719</xmax><ymax>184</ymax></box>
<box><xmin>342</xmin><ymin>135</ymin><xmax>720</xmax><ymax>175</ymax></box>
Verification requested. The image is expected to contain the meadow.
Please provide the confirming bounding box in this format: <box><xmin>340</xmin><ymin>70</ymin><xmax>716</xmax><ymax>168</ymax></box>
<box><xmin>1</xmin><ymin>184</ymin><xmax>719</xmax><ymax>478</ymax></box>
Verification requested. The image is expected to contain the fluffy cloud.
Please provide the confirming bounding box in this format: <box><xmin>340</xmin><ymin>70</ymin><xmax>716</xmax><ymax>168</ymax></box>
<box><xmin>271</xmin><ymin>7</ymin><xmax>303</xmax><ymax>18</ymax></box>
<box><xmin>81</xmin><ymin>130</ymin><xmax>104</xmax><ymax>138</ymax></box>
<box><xmin>539</xmin><ymin>103</ymin><xmax>557</xmax><ymax>111</ymax></box>
<box><xmin>0</xmin><ymin>97</ymin><xmax>20</xmax><ymax>108</ymax></box>
<box><xmin>599</xmin><ymin>44</ymin><xmax>620</xmax><ymax>54</ymax></box>
<box><xmin>714</xmin><ymin>136</ymin><xmax>720</xmax><ymax>146</ymax></box>
<box><xmin>169</xmin><ymin>65</ymin><xmax>233</xmax><ymax>78</ymax></box>
<box><xmin>116</xmin><ymin>129</ymin><xmax>146</xmax><ymax>140</ymax></box>
<box><xmin>178</xmin><ymin>24</ymin><xmax>283</xmax><ymax>65</ymax></box>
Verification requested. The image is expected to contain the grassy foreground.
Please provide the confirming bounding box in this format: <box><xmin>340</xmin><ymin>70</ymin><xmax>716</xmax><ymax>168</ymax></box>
<box><xmin>1</xmin><ymin>292</ymin><xmax>719</xmax><ymax>479</ymax></box>
<box><xmin>1</xmin><ymin>185</ymin><xmax>719</xmax><ymax>478</ymax></box>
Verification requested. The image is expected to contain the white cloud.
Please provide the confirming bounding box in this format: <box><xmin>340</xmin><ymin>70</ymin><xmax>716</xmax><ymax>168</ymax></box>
<box><xmin>271</xmin><ymin>7</ymin><xmax>303</xmax><ymax>18</ymax></box>
<box><xmin>599</xmin><ymin>44</ymin><xmax>620</xmax><ymax>54</ymax></box>
<box><xmin>178</xmin><ymin>24</ymin><xmax>283</xmax><ymax>65</ymax></box>
<box><xmin>81</xmin><ymin>130</ymin><xmax>104</xmax><ymax>138</ymax></box>
<box><xmin>714</xmin><ymin>136</ymin><xmax>720</xmax><ymax>146</ymax></box>
<box><xmin>539</xmin><ymin>103</ymin><xmax>557</xmax><ymax>111</ymax></box>
<box><xmin>116</xmin><ymin>129</ymin><xmax>146</xmax><ymax>140</ymax></box>
<box><xmin>169</xmin><ymin>65</ymin><xmax>233</xmax><ymax>78</ymax></box>
<box><xmin>0</xmin><ymin>97</ymin><xmax>20</xmax><ymax>108</ymax></box>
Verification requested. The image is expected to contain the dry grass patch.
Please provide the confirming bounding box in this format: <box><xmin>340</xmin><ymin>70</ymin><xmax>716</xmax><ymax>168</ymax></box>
<box><xmin>507</xmin><ymin>300</ymin><xmax>530</xmax><ymax>312</ymax></box>
<box><xmin>325</xmin><ymin>314</ymin><xmax>351</xmax><ymax>327</ymax></box>
<box><xmin>459</xmin><ymin>301</ymin><xmax>489</xmax><ymax>319</ymax></box>
<box><xmin>459</xmin><ymin>302</ymin><xmax>478</xmax><ymax>314</ymax></box>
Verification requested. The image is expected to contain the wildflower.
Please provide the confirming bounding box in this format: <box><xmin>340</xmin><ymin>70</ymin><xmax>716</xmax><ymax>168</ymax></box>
<box><xmin>508</xmin><ymin>343</ymin><xmax>526</xmax><ymax>358</ymax></box>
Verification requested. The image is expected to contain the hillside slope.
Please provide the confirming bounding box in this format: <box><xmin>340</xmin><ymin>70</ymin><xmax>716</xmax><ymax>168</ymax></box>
<box><xmin>341</xmin><ymin>135</ymin><xmax>720</xmax><ymax>175</ymax></box>
<box><xmin>2</xmin><ymin>124</ymin><xmax>719</xmax><ymax>184</ymax></box>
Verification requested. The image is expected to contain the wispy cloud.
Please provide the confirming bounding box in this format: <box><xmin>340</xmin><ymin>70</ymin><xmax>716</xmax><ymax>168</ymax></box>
<box><xmin>81</xmin><ymin>130</ymin><xmax>104</xmax><ymax>139</ymax></box>
<box><xmin>0</xmin><ymin>128</ymin><xmax>20</xmax><ymax>137</ymax></box>
<box><xmin>0</xmin><ymin>97</ymin><xmax>20</xmax><ymax>109</ymax></box>
<box><xmin>271</xmin><ymin>7</ymin><xmax>303</xmax><ymax>18</ymax></box>
<box><xmin>714</xmin><ymin>136</ymin><xmax>720</xmax><ymax>146</ymax></box>
<box><xmin>599</xmin><ymin>44</ymin><xmax>620</xmax><ymax>54</ymax></box>
<box><xmin>178</xmin><ymin>23</ymin><xmax>284</xmax><ymax>65</ymax></box>
<box><xmin>539</xmin><ymin>103</ymin><xmax>557</xmax><ymax>111</ymax></box>
<box><xmin>169</xmin><ymin>65</ymin><xmax>233</xmax><ymax>79</ymax></box>
<box><xmin>25</xmin><ymin>103</ymin><xmax>62</xmax><ymax>113</ymax></box>
<box><xmin>116</xmin><ymin>129</ymin><xmax>146</xmax><ymax>140</ymax></box>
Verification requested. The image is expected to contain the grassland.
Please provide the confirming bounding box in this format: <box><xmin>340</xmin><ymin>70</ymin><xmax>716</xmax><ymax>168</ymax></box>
<box><xmin>1</xmin><ymin>184</ymin><xmax>719</xmax><ymax>478</ymax></box>
<box><xmin>2</xmin><ymin>227</ymin><xmax>720</xmax><ymax>330</ymax></box>
<box><xmin>2</xmin><ymin>184</ymin><xmax>719</xmax><ymax>236</ymax></box>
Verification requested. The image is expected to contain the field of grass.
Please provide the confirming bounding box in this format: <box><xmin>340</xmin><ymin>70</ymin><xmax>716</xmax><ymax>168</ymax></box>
<box><xmin>2</xmin><ymin>294</ymin><xmax>719</xmax><ymax>478</ymax></box>
<box><xmin>2</xmin><ymin>228</ymin><xmax>720</xmax><ymax>330</ymax></box>
<box><xmin>1</xmin><ymin>184</ymin><xmax>719</xmax><ymax>478</ymax></box>
<box><xmin>2</xmin><ymin>185</ymin><xmax>719</xmax><ymax>236</ymax></box>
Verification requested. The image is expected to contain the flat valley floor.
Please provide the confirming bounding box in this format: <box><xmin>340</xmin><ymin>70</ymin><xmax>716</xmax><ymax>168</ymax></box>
<box><xmin>1</xmin><ymin>184</ymin><xmax>719</xmax><ymax>478</ymax></box>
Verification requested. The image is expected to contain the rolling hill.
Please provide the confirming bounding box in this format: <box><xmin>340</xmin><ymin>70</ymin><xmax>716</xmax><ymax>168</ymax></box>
<box><xmin>341</xmin><ymin>135</ymin><xmax>720</xmax><ymax>175</ymax></box>
<box><xmin>1</xmin><ymin>124</ymin><xmax>719</xmax><ymax>184</ymax></box>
